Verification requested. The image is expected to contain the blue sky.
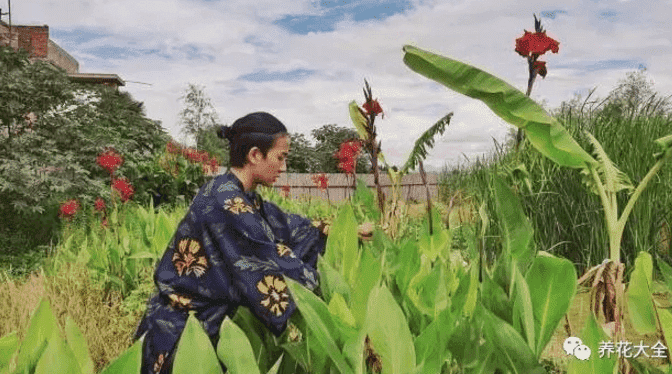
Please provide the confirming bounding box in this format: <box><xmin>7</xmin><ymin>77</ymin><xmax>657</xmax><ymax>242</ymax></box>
<box><xmin>14</xmin><ymin>0</ymin><xmax>672</xmax><ymax>172</ymax></box>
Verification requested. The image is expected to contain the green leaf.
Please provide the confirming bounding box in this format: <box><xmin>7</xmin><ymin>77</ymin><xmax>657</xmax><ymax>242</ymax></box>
<box><xmin>627</xmin><ymin>251</ymin><xmax>657</xmax><ymax>334</ymax></box>
<box><xmin>580</xmin><ymin>131</ymin><xmax>634</xmax><ymax>196</ymax></box>
<box><xmin>653</xmin><ymin>133</ymin><xmax>672</xmax><ymax>161</ymax></box>
<box><xmin>567</xmin><ymin>313</ymin><xmax>616</xmax><ymax>374</ymax></box>
<box><xmin>317</xmin><ymin>256</ymin><xmax>351</xmax><ymax>304</ymax></box>
<box><xmin>512</xmin><ymin>264</ymin><xmax>536</xmax><ymax>354</ymax></box>
<box><xmin>481</xmin><ymin>307</ymin><xmax>545</xmax><ymax>374</ymax></box>
<box><xmin>34</xmin><ymin>332</ymin><xmax>82</xmax><ymax>374</ymax></box>
<box><xmin>659</xmin><ymin>309</ymin><xmax>672</xmax><ymax>364</ymax></box>
<box><xmin>526</xmin><ymin>254</ymin><xmax>577</xmax><ymax>358</ymax></box>
<box><xmin>285</xmin><ymin>278</ymin><xmax>353</xmax><ymax>374</ymax></box>
<box><xmin>0</xmin><ymin>331</ymin><xmax>18</xmax><ymax>372</ymax></box>
<box><xmin>417</xmin><ymin>208</ymin><xmax>450</xmax><ymax>262</ymax></box>
<box><xmin>349</xmin><ymin>248</ymin><xmax>382</xmax><ymax>326</ymax></box>
<box><xmin>328</xmin><ymin>293</ymin><xmax>356</xmax><ymax>328</ymax></box>
<box><xmin>99</xmin><ymin>334</ymin><xmax>144</xmax><ymax>374</ymax></box>
<box><xmin>493</xmin><ymin>174</ymin><xmax>534</xmax><ymax>268</ymax></box>
<box><xmin>348</xmin><ymin>100</ymin><xmax>369</xmax><ymax>141</ymax></box>
<box><xmin>400</xmin><ymin>112</ymin><xmax>453</xmax><ymax>175</ymax></box>
<box><xmin>658</xmin><ymin>261</ymin><xmax>672</xmax><ymax>295</ymax></box>
<box><xmin>217</xmin><ymin>317</ymin><xmax>261</xmax><ymax>374</ymax></box>
<box><xmin>14</xmin><ymin>297</ymin><xmax>59</xmax><ymax>373</ymax></box>
<box><xmin>353</xmin><ymin>179</ymin><xmax>380</xmax><ymax>222</ymax></box>
<box><xmin>266</xmin><ymin>353</ymin><xmax>283</xmax><ymax>374</ymax></box>
<box><xmin>402</xmin><ymin>45</ymin><xmax>597</xmax><ymax>169</ymax></box>
<box><xmin>173</xmin><ymin>312</ymin><xmax>224</xmax><ymax>374</ymax></box>
<box><xmin>413</xmin><ymin>306</ymin><xmax>454</xmax><ymax>374</ymax></box>
<box><xmin>395</xmin><ymin>239</ymin><xmax>421</xmax><ymax>296</ymax></box>
<box><xmin>364</xmin><ymin>285</ymin><xmax>416</xmax><ymax>374</ymax></box>
<box><xmin>65</xmin><ymin>316</ymin><xmax>94</xmax><ymax>374</ymax></box>
<box><xmin>326</xmin><ymin>204</ymin><xmax>359</xmax><ymax>287</ymax></box>
<box><xmin>232</xmin><ymin>308</ymin><xmax>269</xmax><ymax>371</ymax></box>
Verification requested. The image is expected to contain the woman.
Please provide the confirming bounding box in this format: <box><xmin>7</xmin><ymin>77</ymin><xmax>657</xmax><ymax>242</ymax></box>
<box><xmin>132</xmin><ymin>112</ymin><xmax>331</xmax><ymax>373</ymax></box>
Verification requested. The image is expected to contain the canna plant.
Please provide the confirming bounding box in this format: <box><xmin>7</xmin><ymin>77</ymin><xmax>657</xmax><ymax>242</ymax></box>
<box><xmin>402</xmin><ymin>43</ymin><xmax>672</xmax><ymax>373</ymax></box>
<box><xmin>513</xmin><ymin>14</ymin><xmax>560</xmax><ymax>152</ymax></box>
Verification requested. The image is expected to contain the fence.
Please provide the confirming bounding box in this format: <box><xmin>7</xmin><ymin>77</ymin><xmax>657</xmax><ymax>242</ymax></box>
<box><xmin>216</xmin><ymin>169</ymin><xmax>439</xmax><ymax>202</ymax></box>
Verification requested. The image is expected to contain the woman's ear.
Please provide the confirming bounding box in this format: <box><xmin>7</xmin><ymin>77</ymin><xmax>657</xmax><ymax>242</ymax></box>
<box><xmin>247</xmin><ymin>146</ymin><xmax>263</xmax><ymax>165</ymax></box>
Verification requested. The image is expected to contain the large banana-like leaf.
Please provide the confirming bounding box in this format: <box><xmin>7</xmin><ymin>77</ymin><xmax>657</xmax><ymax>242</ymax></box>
<box><xmin>579</xmin><ymin>131</ymin><xmax>634</xmax><ymax>196</ymax></box>
<box><xmin>348</xmin><ymin>101</ymin><xmax>369</xmax><ymax>141</ymax></box>
<box><xmin>402</xmin><ymin>45</ymin><xmax>597</xmax><ymax>169</ymax></box>
<box><xmin>400</xmin><ymin>112</ymin><xmax>453</xmax><ymax>174</ymax></box>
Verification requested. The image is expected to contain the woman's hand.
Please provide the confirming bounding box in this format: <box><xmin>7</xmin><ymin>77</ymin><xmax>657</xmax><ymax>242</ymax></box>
<box><xmin>358</xmin><ymin>222</ymin><xmax>374</xmax><ymax>241</ymax></box>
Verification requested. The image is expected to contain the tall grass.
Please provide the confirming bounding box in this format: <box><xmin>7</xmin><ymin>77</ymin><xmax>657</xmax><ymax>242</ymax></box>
<box><xmin>439</xmin><ymin>89</ymin><xmax>672</xmax><ymax>276</ymax></box>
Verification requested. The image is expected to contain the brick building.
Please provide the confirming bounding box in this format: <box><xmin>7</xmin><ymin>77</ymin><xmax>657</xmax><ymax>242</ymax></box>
<box><xmin>1</xmin><ymin>20</ymin><xmax>124</xmax><ymax>89</ymax></box>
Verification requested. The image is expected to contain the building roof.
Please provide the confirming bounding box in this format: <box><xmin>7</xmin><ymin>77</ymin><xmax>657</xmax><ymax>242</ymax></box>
<box><xmin>68</xmin><ymin>73</ymin><xmax>125</xmax><ymax>87</ymax></box>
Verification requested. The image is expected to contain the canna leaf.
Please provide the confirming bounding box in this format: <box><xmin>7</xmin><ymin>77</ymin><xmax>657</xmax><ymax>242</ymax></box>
<box><xmin>512</xmin><ymin>264</ymin><xmax>536</xmax><ymax>354</ymax></box>
<box><xmin>348</xmin><ymin>100</ymin><xmax>369</xmax><ymax>141</ymax></box>
<box><xmin>328</xmin><ymin>293</ymin><xmax>356</xmax><ymax>328</ymax></box>
<box><xmin>526</xmin><ymin>254</ymin><xmax>577</xmax><ymax>358</ymax></box>
<box><xmin>327</xmin><ymin>204</ymin><xmax>359</xmax><ymax>287</ymax></box>
<box><xmin>34</xmin><ymin>332</ymin><xmax>82</xmax><ymax>374</ymax></box>
<box><xmin>285</xmin><ymin>277</ymin><xmax>354</xmax><ymax>374</ymax></box>
<box><xmin>99</xmin><ymin>333</ymin><xmax>144</xmax><ymax>374</ymax></box>
<box><xmin>173</xmin><ymin>312</ymin><xmax>224</xmax><ymax>374</ymax></box>
<box><xmin>217</xmin><ymin>317</ymin><xmax>261</xmax><ymax>374</ymax></box>
<box><xmin>364</xmin><ymin>285</ymin><xmax>416</xmax><ymax>374</ymax></box>
<box><xmin>492</xmin><ymin>174</ymin><xmax>534</xmax><ymax>269</ymax></box>
<box><xmin>402</xmin><ymin>45</ymin><xmax>597</xmax><ymax>169</ymax></box>
<box><xmin>349</xmin><ymin>248</ymin><xmax>382</xmax><ymax>327</ymax></box>
<box><xmin>567</xmin><ymin>313</ymin><xmax>616</xmax><ymax>374</ymax></box>
<box><xmin>317</xmin><ymin>255</ymin><xmax>351</xmax><ymax>304</ymax></box>
<box><xmin>65</xmin><ymin>316</ymin><xmax>95</xmax><ymax>374</ymax></box>
<box><xmin>0</xmin><ymin>331</ymin><xmax>18</xmax><ymax>372</ymax></box>
<box><xmin>13</xmin><ymin>297</ymin><xmax>59</xmax><ymax>374</ymax></box>
<box><xmin>627</xmin><ymin>251</ymin><xmax>657</xmax><ymax>334</ymax></box>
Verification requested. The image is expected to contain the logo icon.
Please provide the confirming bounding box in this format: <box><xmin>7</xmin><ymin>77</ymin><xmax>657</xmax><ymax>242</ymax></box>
<box><xmin>564</xmin><ymin>337</ymin><xmax>592</xmax><ymax>360</ymax></box>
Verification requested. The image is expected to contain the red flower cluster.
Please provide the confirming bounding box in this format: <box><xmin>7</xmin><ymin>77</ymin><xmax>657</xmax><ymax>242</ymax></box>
<box><xmin>59</xmin><ymin>199</ymin><xmax>80</xmax><ymax>221</ymax></box>
<box><xmin>280</xmin><ymin>185</ymin><xmax>291</xmax><ymax>198</ymax></box>
<box><xmin>335</xmin><ymin>140</ymin><xmax>361</xmax><ymax>175</ymax></box>
<box><xmin>311</xmin><ymin>173</ymin><xmax>329</xmax><ymax>192</ymax></box>
<box><xmin>165</xmin><ymin>141</ymin><xmax>220</xmax><ymax>175</ymax></box>
<box><xmin>96</xmin><ymin>148</ymin><xmax>124</xmax><ymax>175</ymax></box>
<box><xmin>94</xmin><ymin>197</ymin><xmax>106</xmax><ymax>212</ymax></box>
<box><xmin>112</xmin><ymin>178</ymin><xmax>135</xmax><ymax>202</ymax></box>
<box><xmin>362</xmin><ymin>99</ymin><xmax>384</xmax><ymax>118</ymax></box>
<box><xmin>515</xmin><ymin>31</ymin><xmax>559</xmax><ymax>58</ymax></box>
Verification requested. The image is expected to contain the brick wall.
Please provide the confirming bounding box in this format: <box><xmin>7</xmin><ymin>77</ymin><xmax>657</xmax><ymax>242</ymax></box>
<box><xmin>14</xmin><ymin>25</ymin><xmax>49</xmax><ymax>58</ymax></box>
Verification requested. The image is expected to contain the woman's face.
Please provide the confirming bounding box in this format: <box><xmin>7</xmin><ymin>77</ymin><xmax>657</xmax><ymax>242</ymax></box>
<box><xmin>254</xmin><ymin>135</ymin><xmax>289</xmax><ymax>186</ymax></box>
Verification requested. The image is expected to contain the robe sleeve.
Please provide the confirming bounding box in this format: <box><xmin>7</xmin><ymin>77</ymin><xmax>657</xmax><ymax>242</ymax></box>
<box><xmin>209</xmin><ymin>187</ymin><xmax>322</xmax><ymax>336</ymax></box>
<box><xmin>260</xmin><ymin>200</ymin><xmax>327</xmax><ymax>269</ymax></box>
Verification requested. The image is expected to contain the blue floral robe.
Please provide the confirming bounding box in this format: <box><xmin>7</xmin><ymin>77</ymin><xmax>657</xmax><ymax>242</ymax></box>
<box><xmin>132</xmin><ymin>171</ymin><xmax>326</xmax><ymax>374</ymax></box>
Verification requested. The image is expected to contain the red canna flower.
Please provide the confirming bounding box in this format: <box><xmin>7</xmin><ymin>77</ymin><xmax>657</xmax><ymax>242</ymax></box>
<box><xmin>166</xmin><ymin>141</ymin><xmax>181</xmax><ymax>155</ymax></box>
<box><xmin>515</xmin><ymin>30</ymin><xmax>559</xmax><ymax>58</ymax></box>
<box><xmin>280</xmin><ymin>185</ymin><xmax>291</xmax><ymax>198</ymax></box>
<box><xmin>101</xmin><ymin>218</ymin><xmax>109</xmax><ymax>229</ymax></box>
<box><xmin>362</xmin><ymin>99</ymin><xmax>384</xmax><ymax>118</ymax></box>
<box><xmin>335</xmin><ymin>140</ymin><xmax>362</xmax><ymax>175</ymax></box>
<box><xmin>311</xmin><ymin>173</ymin><xmax>329</xmax><ymax>192</ymax></box>
<box><xmin>59</xmin><ymin>199</ymin><xmax>80</xmax><ymax>220</ymax></box>
<box><xmin>94</xmin><ymin>197</ymin><xmax>106</xmax><ymax>212</ymax></box>
<box><xmin>96</xmin><ymin>148</ymin><xmax>124</xmax><ymax>175</ymax></box>
<box><xmin>112</xmin><ymin>178</ymin><xmax>135</xmax><ymax>202</ymax></box>
<box><xmin>533</xmin><ymin>60</ymin><xmax>547</xmax><ymax>78</ymax></box>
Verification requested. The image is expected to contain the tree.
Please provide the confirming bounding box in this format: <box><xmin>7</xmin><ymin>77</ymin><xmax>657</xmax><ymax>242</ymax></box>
<box><xmin>311</xmin><ymin>124</ymin><xmax>371</xmax><ymax>173</ymax></box>
<box><xmin>195</xmin><ymin>123</ymin><xmax>229</xmax><ymax>169</ymax></box>
<box><xmin>178</xmin><ymin>84</ymin><xmax>220</xmax><ymax>149</ymax></box>
<box><xmin>0</xmin><ymin>46</ymin><xmax>169</xmax><ymax>243</ymax></box>
<box><xmin>286</xmin><ymin>132</ymin><xmax>317</xmax><ymax>173</ymax></box>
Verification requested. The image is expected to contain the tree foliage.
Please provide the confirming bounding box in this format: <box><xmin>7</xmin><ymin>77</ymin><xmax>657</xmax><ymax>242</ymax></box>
<box><xmin>311</xmin><ymin>124</ymin><xmax>371</xmax><ymax>173</ymax></box>
<box><xmin>178</xmin><ymin>83</ymin><xmax>220</xmax><ymax>149</ymax></box>
<box><xmin>0</xmin><ymin>46</ymin><xmax>170</xmax><ymax>244</ymax></box>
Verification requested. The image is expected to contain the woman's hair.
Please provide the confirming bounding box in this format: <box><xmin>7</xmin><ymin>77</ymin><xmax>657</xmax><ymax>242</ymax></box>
<box><xmin>218</xmin><ymin>112</ymin><xmax>289</xmax><ymax>167</ymax></box>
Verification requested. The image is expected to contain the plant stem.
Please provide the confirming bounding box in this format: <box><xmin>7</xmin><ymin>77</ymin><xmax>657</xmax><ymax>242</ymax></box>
<box><xmin>419</xmin><ymin>160</ymin><xmax>433</xmax><ymax>236</ymax></box>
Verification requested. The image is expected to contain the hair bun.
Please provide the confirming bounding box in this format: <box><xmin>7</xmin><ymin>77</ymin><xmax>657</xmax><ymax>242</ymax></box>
<box><xmin>219</xmin><ymin>125</ymin><xmax>234</xmax><ymax>141</ymax></box>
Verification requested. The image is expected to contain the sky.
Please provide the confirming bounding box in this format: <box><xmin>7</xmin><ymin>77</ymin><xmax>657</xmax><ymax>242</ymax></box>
<box><xmin>11</xmin><ymin>0</ymin><xmax>672</xmax><ymax>172</ymax></box>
